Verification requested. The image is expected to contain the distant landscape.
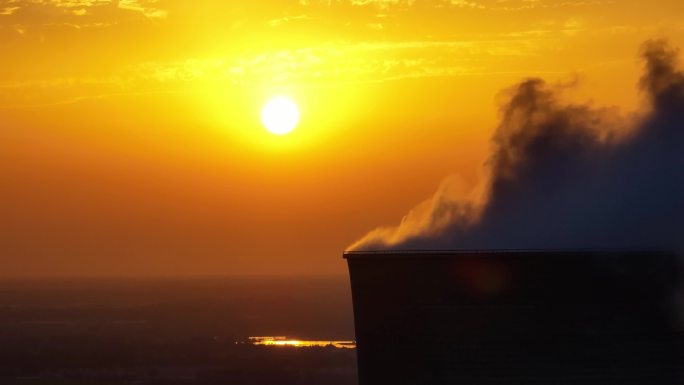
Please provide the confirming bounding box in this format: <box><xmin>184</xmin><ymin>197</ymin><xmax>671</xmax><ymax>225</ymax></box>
<box><xmin>0</xmin><ymin>277</ymin><xmax>357</xmax><ymax>385</ymax></box>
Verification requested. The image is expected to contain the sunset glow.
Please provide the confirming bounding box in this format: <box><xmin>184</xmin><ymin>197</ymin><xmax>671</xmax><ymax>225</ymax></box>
<box><xmin>1</xmin><ymin>0</ymin><xmax>683</xmax><ymax>277</ymax></box>
<box><xmin>7</xmin><ymin>1</ymin><xmax>684</xmax><ymax>384</ymax></box>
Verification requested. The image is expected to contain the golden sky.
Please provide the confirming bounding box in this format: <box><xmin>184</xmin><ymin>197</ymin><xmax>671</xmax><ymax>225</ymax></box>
<box><xmin>1</xmin><ymin>0</ymin><xmax>684</xmax><ymax>276</ymax></box>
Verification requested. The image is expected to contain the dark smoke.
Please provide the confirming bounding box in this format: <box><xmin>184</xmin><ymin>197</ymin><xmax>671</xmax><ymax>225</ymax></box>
<box><xmin>350</xmin><ymin>40</ymin><xmax>684</xmax><ymax>251</ymax></box>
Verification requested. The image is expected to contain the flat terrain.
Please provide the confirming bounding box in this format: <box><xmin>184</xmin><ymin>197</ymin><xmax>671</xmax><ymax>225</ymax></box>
<box><xmin>0</xmin><ymin>277</ymin><xmax>357</xmax><ymax>385</ymax></box>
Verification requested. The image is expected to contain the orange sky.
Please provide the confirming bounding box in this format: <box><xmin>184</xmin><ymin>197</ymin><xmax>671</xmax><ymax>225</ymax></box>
<box><xmin>1</xmin><ymin>0</ymin><xmax>684</xmax><ymax>277</ymax></box>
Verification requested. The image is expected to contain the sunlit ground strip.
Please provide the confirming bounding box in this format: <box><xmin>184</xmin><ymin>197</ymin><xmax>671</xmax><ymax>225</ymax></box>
<box><xmin>248</xmin><ymin>336</ymin><xmax>356</xmax><ymax>349</ymax></box>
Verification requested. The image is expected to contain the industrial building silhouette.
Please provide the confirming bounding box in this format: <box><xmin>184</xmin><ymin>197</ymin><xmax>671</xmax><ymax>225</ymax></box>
<box><xmin>345</xmin><ymin>250</ymin><xmax>684</xmax><ymax>385</ymax></box>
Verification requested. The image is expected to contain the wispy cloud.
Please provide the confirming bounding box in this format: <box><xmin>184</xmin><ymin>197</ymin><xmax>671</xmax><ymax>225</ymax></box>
<box><xmin>0</xmin><ymin>6</ymin><xmax>20</xmax><ymax>15</ymax></box>
<box><xmin>0</xmin><ymin>0</ymin><xmax>680</xmax><ymax>109</ymax></box>
<box><xmin>117</xmin><ymin>0</ymin><xmax>167</xmax><ymax>19</ymax></box>
<box><xmin>348</xmin><ymin>0</ymin><xmax>415</xmax><ymax>8</ymax></box>
<box><xmin>301</xmin><ymin>0</ymin><xmax>610</xmax><ymax>10</ymax></box>
<box><xmin>0</xmin><ymin>0</ymin><xmax>167</xmax><ymax>26</ymax></box>
<box><xmin>444</xmin><ymin>0</ymin><xmax>612</xmax><ymax>10</ymax></box>
<box><xmin>131</xmin><ymin>39</ymin><xmax>547</xmax><ymax>86</ymax></box>
<box><xmin>49</xmin><ymin>0</ymin><xmax>109</xmax><ymax>7</ymax></box>
<box><xmin>0</xmin><ymin>37</ymin><xmax>552</xmax><ymax>108</ymax></box>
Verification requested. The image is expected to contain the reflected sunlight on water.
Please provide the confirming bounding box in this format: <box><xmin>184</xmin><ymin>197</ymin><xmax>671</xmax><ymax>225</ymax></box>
<box><xmin>247</xmin><ymin>336</ymin><xmax>356</xmax><ymax>349</ymax></box>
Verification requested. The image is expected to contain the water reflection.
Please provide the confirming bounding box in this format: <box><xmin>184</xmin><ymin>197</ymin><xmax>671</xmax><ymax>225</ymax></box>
<box><xmin>248</xmin><ymin>336</ymin><xmax>356</xmax><ymax>349</ymax></box>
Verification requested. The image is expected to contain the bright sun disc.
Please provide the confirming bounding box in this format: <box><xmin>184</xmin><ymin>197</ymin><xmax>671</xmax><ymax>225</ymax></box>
<box><xmin>261</xmin><ymin>96</ymin><xmax>300</xmax><ymax>135</ymax></box>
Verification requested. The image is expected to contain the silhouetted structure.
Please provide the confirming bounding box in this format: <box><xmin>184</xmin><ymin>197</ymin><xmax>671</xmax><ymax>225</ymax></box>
<box><xmin>345</xmin><ymin>250</ymin><xmax>684</xmax><ymax>385</ymax></box>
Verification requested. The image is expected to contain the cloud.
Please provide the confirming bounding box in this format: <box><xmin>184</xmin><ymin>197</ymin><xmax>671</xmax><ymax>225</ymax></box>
<box><xmin>0</xmin><ymin>0</ymin><xmax>167</xmax><ymax>26</ymax></box>
<box><xmin>117</xmin><ymin>0</ymin><xmax>167</xmax><ymax>19</ymax></box>
<box><xmin>306</xmin><ymin>0</ymin><xmax>609</xmax><ymax>10</ymax></box>
<box><xmin>0</xmin><ymin>6</ymin><xmax>19</xmax><ymax>15</ymax></box>
<box><xmin>50</xmin><ymin>0</ymin><xmax>108</xmax><ymax>7</ymax></box>
<box><xmin>349</xmin><ymin>0</ymin><xmax>415</xmax><ymax>7</ymax></box>
<box><xmin>0</xmin><ymin>35</ymin><xmax>555</xmax><ymax>108</ymax></box>
<box><xmin>131</xmin><ymin>39</ymin><xmax>545</xmax><ymax>85</ymax></box>
<box><xmin>349</xmin><ymin>39</ymin><xmax>684</xmax><ymax>251</ymax></box>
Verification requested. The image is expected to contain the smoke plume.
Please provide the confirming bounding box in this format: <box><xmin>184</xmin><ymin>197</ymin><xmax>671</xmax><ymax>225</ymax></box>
<box><xmin>349</xmin><ymin>40</ymin><xmax>684</xmax><ymax>251</ymax></box>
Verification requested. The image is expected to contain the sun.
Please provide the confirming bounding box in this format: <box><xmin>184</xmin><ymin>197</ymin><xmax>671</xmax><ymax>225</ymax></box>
<box><xmin>261</xmin><ymin>96</ymin><xmax>300</xmax><ymax>135</ymax></box>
